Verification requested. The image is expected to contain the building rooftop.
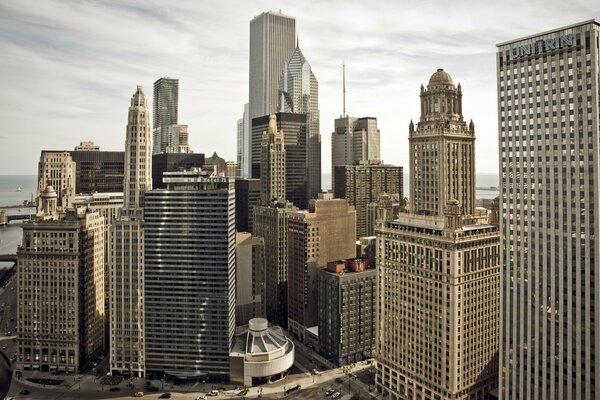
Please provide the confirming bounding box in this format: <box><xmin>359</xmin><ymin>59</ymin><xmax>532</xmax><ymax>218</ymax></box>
<box><xmin>496</xmin><ymin>19</ymin><xmax>598</xmax><ymax>47</ymax></box>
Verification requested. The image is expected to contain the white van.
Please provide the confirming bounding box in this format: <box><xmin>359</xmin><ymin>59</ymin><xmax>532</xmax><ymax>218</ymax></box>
<box><xmin>207</xmin><ymin>390</ymin><xmax>219</xmax><ymax>396</ymax></box>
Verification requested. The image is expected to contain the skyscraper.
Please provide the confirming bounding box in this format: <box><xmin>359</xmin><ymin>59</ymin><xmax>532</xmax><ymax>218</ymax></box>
<box><xmin>237</xmin><ymin>103</ymin><xmax>251</xmax><ymax>178</ymax></box>
<box><xmin>287</xmin><ymin>198</ymin><xmax>356</xmax><ymax>341</ymax></box>
<box><xmin>152</xmin><ymin>77</ymin><xmax>178</xmax><ymax>155</ymax></box>
<box><xmin>36</xmin><ymin>151</ymin><xmax>76</xmax><ymax>212</ymax></box>
<box><xmin>253</xmin><ymin>114</ymin><xmax>297</xmax><ymax>329</ymax></box>
<box><xmin>260</xmin><ymin>114</ymin><xmax>286</xmax><ymax>205</ymax></box>
<box><xmin>236</xmin><ymin>232</ymin><xmax>266</xmax><ymax>326</ymax></box>
<box><xmin>144</xmin><ymin>171</ymin><xmax>236</xmax><ymax>378</ymax></box>
<box><xmin>279</xmin><ymin>45</ymin><xmax>321</xmax><ymax>199</ymax></box>
<box><xmin>248</xmin><ymin>11</ymin><xmax>296</xmax><ymax>174</ymax></box>
<box><xmin>165</xmin><ymin>124</ymin><xmax>190</xmax><ymax>154</ymax></box>
<box><xmin>331</xmin><ymin>116</ymin><xmax>380</xmax><ymax>189</ymax></box>
<box><xmin>410</xmin><ymin>69</ymin><xmax>475</xmax><ymax>217</ymax></box>
<box><xmin>497</xmin><ymin>20</ymin><xmax>600</xmax><ymax>399</ymax></box>
<box><xmin>110</xmin><ymin>86</ymin><xmax>152</xmax><ymax>377</ymax></box>
<box><xmin>334</xmin><ymin>161</ymin><xmax>403</xmax><ymax>238</ymax></box>
<box><xmin>252</xmin><ymin>112</ymin><xmax>308</xmax><ymax>209</ymax></box>
<box><xmin>375</xmin><ymin>69</ymin><xmax>499</xmax><ymax>400</ymax></box>
<box><xmin>17</xmin><ymin>189</ymin><xmax>105</xmax><ymax>373</ymax></box>
<box><xmin>249</xmin><ymin>11</ymin><xmax>296</xmax><ymax>122</ymax></box>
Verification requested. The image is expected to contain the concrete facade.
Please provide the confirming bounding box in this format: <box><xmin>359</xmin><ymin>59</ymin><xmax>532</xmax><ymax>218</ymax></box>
<box><xmin>236</xmin><ymin>233</ymin><xmax>266</xmax><ymax>327</ymax></box>
<box><xmin>152</xmin><ymin>77</ymin><xmax>178</xmax><ymax>155</ymax></box>
<box><xmin>497</xmin><ymin>20</ymin><xmax>600</xmax><ymax>399</ymax></box>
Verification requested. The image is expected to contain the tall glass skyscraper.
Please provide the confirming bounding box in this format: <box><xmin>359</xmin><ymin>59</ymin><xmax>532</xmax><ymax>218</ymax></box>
<box><xmin>497</xmin><ymin>20</ymin><xmax>600</xmax><ymax>399</ymax></box>
<box><xmin>152</xmin><ymin>77</ymin><xmax>179</xmax><ymax>155</ymax></box>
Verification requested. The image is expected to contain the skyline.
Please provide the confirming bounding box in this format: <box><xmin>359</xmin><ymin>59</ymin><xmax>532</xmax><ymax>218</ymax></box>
<box><xmin>0</xmin><ymin>1</ymin><xmax>599</xmax><ymax>180</ymax></box>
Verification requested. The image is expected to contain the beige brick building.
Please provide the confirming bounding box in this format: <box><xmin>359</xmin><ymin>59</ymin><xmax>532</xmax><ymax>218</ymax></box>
<box><xmin>375</xmin><ymin>69</ymin><xmax>499</xmax><ymax>400</ymax></box>
<box><xmin>287</xmin><ymin>198</ymin><xmax>356</xmax><ymax>342</ymax></box>
<box><xmin>17</xmin><ymin>187</ymin><xmax>105</xmax><ymax>373</ymax></box>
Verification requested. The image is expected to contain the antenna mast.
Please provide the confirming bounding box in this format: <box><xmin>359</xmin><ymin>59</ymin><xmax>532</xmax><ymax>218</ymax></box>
<box><xmin>343</xmin><ymin>61</ymin><xmax>346</xmax><ymax>117</ymax></box>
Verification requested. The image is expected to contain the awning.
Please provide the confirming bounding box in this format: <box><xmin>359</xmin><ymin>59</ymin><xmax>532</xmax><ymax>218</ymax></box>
<box><xmin>23</xmin><ymin>364</ymin><xmax>31</xmax><ymax>369</ymax></box>
<box><xmin>49</xmin><ymin>366</ymin><xmax>57</xmax><ymax>371</ymax></box>
<box><xmin>67</xmin><ymin>366</ymin><xmax>75</xmax><ymax>372</ymax></box>
<box><xmin>32</xmin><ymin>364</ymin><xmax>40</xmax><ymax>369</ymax></box>
<box><xmin>57</xmin><ymin>366</ymin><xmax>67</xmax><ymax>371</ymax></box>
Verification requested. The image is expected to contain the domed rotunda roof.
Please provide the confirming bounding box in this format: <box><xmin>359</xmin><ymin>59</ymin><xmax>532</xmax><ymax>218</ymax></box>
<box><xmin>428</xmin><ymin>68</ymin><xmax>453</xmax><ymax>85</ymax></box>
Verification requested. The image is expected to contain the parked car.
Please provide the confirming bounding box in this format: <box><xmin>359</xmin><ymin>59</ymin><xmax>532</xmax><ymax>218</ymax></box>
<box><xmin>332</xmin><ymin>392</ymin><xmax>341</xmax><ymax>399</ymax></box>
<box><xmin>207</xmin><ymin>389</ymin><xmax>219</xmax><ymax>396</ymax></box>
<box><xmin>19</xmin><ymin>390</ymin><xmax>30</xmax><ymax>395</ymax></box>
<box><xmin>109</xmin><ymin>387</ymin><xmax>121</xmax><ymax>392</ymax></box>
<box><xmin>134</xmin><ymin>392</ymin><xmax>144</xmax><ymax>397</ymax></box>
<box><xmin>148</xmin><ymin>386</ymin><xmax>159</xmax><ymax>392</ymax></box>
<box><xmin>159</xmin><ymin>394</ymin><xmax>171</xmax><ymax>399</ymax></box>
<box><xmin>325</xmin><ymin>389</ymin><xmax>334</xmax><ymax>396</ymax></box>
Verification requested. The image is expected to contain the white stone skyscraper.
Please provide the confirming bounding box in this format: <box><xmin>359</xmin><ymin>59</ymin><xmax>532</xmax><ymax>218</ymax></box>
<box><xmin>279</xmin><ymin>44</ymin><xmax>321</xmax><ymax>200</ymax></box>
<box><xmin>110</xmin><ymin>86</ymin><xmax>152</xmax><ymax>377</ymax></box>
<box><xmin>497</xmin><ymin>20</ymin><xmax>600</xmax><ymax>399</ymax></box>
<box><xmin>152</xmin><ymin>77</ymin><xmax>178</xmax><ymax>155</ymax></box>
<box><xmin>248</xmin><ymin>11</ymin><xmax>295</xmax><ymax>174</ymax></box>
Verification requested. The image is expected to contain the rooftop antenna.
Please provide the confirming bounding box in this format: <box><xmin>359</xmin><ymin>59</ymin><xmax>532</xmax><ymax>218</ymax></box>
<box><xmin>343</xmin><ymin>61</ymin><xmax>346</xmax><ymax>117</ymax></box>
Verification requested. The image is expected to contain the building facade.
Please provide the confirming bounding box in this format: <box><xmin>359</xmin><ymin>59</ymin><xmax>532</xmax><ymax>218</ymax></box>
<box><xmin>253</xmin><ymin>204</ymin><xmax>296</xmax><ymax>329</ymax></box>
<box><xmin>110</xmin><ymin>86</ymin><xmax>152</xmax><ymax>377</ymax></box>
<box><xmin>236</xmin><ymin>233</ymin><xmax>266</xmax><ymax>326</ymax></box>
<box><xmin>249</xmin><ymin>11</ymin><xmax>296</xmax><ymax>123</ymax></box>
<box><xmin>37</xmin><ymin>151</ymin><xmax>76</xmax><ymax>211</ymax></box>
<box><xmin>252</xmin><ymin>112</ymin><xmax>308</xmax><ymax>209</ymax></box>
<box><xmin>151</xmin><ymin>153</ymin><xmax>205</xmax><ymax>189</ymax></box>
<box><xmin>318</xmin><ymin>259</ymin><xmax>376</xmax><ymax>366</ymax></box>
<box><xmin>278</xmin><ymin>45</ymin><xmax>321</xmax><ymax>200</ymax></box>
<box><xmin>235</xmin><ymin>178</ymin><xmax>261</xmax><ymax>233</ymax></box>
<box><xmin>165</xmin><ymin>124</ymin><xmax>190</xmax><ymax>154</ymax></box>
<box><xmin>375</xmin><ymin>69</ymin><xmax>500</xmax><ymax>400</ymax></box>
<box><xmin>334</xmin><ymin>162</ymin><xmax>403</xmax><ymax>238</ymax></box>
<box><xmin>17</xmin><ymin>189</ymin><xmax>105</xmax><ymax>373</ymax></box>
<box><xmin>247</xmin><ymin>10</ymin><xmax>295</xmax><ymax>184</ymax></box>
<box><xmin>144</xmin><ymin>171</ymin><xmax>236</xmax><ymax>378</ymax></box>
<box><xmin>152</xmin><ymin>77</ymin><xmax>179</xmax><ymax>155</ymax></box>
<box><xmin>287</xmin><ymin>198</ymin><xmax>356</xmax><ymax>341</ymax></box>
<box><xmin>497</xmin><ymin>20</ymin><xmax>600</xmax><ymax>399</ymax></box>
<box><xmin>410</xmin><ymin>69</ymin><xmax>475</xmax><ymax>217</ymax></box>
<box><xmin>331</xmin><ymin>116</ymin><xmax>380</xmax><ymax>189</ymax></box>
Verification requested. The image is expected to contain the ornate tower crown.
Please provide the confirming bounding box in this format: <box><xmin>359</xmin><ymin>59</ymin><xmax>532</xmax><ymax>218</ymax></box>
<box><xmin>409</xmin><ymin>69</ymin><xmax>475</xmax><ymax>218</ymax></box>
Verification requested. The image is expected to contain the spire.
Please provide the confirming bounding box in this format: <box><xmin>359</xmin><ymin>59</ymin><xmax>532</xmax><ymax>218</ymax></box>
<box><xmin>296</xmin><ymin>35</ymin><xmax>299</xmax><ymax>49</ymax></box>
<box><xmin>343</xmin><ymin>61</ymin><xmax>346</xmax><ymax>117</ymax></box>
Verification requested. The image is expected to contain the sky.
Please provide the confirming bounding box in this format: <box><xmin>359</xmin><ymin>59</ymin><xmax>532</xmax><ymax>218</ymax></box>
<box><xmin>0</xmin><ymin>0</ymin><xmax>598</xmax><ymax>185</ymax></box>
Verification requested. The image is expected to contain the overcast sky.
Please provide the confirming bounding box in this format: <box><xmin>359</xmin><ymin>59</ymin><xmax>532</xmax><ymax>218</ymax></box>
<box><xmin>0</xmin><ymin>0</ymin><xmax>598</xmax><ymax>185</ymax></box>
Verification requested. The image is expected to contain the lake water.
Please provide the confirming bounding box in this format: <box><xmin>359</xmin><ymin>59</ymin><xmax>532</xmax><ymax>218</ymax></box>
<box><xmin>0</xmin><ymin>175</ymin><xmax>37</xmax><ymax>269</ymax></box>
<box><xmin>321</xmin><ymin>172</ymin><xmax>500</xmax><ymax>199</ymax></box>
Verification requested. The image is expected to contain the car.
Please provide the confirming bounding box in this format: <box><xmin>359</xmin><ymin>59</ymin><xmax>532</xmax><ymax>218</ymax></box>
<box><xmin>134</xmin><ymin>392</ymin><xmax>144</xmax><ymax>397</ymax></box>
<box><xmin>335</xmin><ymin>377</ymin><xmax>344</xmax><ymax>383</ymax></box>
<box><xmin>148</xmin><ymin>386</ymin><xmax>159</xmax><ymax>392</ymax></box>
<box><xmin>109</xmin><ymin>387</ymin><xmax>121</xmax><ymax>392</ymax></box>
<box><xmin>159</xmin><ymin>394</ymin><xmax>171</xmax><ymax>399</ymax></box>
<box><xmin>19</xmin><ymin>389</ymin><xmax>30</xmax><ymax>395</ymax></box>
<box><xmin>196</xmin><ymin>396</ymin><xmax>207</xmax><ymax>400</ymax></box>
<box><xmin>207</xmin><ymin>390</ymin><xmax>219</xmax><ymax>396</ymax></box>
<box><xmin>1</xmin><ymin>345</ymin><xmax>7</xmax><ymax>350</ymax></box>
<box><xmin>332</xmin><ymin>392</ymin><xmax>341</xmax><ymax>399</ymax></box>
<box><xmin>7</xmin><ymin>331</ymin><xmax>11</xmax><ymax>335</ymax></box>
<box><xmin>312</xmin><ymin>368</ymin><xmax>321</xmax><ymax>375</ymax></box>
<box><xmin>325</xmin><ymin>389</ymin><xmax>334</xmax><ymax>396</ymax></box>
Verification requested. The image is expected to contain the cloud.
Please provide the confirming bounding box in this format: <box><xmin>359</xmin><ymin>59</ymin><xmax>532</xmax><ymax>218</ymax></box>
<box><xmin>0</xmin><ymin>0</ymin><xmax>598</xmax><ymax>180</ymax></box>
